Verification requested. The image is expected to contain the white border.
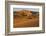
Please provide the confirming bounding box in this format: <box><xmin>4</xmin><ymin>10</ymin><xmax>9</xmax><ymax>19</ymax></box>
<box><xmin>10</xmin><ymin>5</ymin><xmax>42</xmax><ymax>32</ymax></box>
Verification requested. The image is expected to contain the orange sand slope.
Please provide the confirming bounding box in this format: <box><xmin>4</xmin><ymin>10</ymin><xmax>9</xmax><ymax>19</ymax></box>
<box><xmin>14</xmin><ymin>16</ymin><xmax>39</xmax><ymax>28</ymax></box>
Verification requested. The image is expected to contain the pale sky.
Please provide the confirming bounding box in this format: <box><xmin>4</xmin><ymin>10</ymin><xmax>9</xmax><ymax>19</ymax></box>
<box><xmin>13</xmin><ymin>5</ymin><xmax>39</xmax><ymax>12</ymax></box>
<box><xmin>13</xmin><ymin>8</ymin><xmax>39</xmax><ymax>12</ymax></box>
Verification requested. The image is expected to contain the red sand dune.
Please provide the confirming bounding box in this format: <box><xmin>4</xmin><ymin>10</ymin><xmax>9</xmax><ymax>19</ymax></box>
<box><xmin>13</xmin><ymin>10</ymin><xmax>39</xmax><ymax>28</ymax></box>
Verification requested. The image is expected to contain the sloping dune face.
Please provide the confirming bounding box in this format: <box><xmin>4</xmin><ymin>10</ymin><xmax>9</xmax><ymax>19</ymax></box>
<box><xmin>13</xmin><ymin>10</ymin><xmax>39</xmax><ymax>28</ymax></box>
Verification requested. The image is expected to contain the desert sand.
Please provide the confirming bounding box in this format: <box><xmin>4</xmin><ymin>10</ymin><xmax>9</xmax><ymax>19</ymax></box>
<box><xmin>13</xmin><ymin>10</ymin><xmax>39</xmax><ymax>28</ymax></box>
